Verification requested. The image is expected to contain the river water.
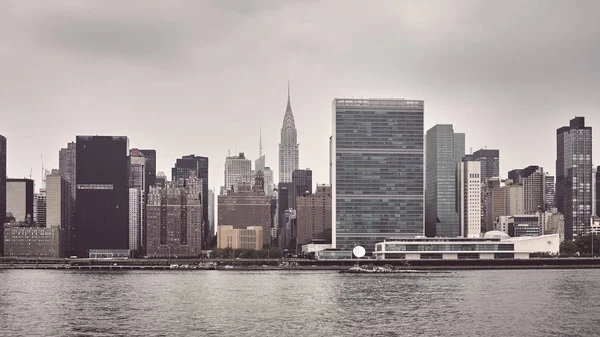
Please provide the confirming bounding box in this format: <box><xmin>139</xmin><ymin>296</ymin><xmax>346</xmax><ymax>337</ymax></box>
<box><xmin>0</xmin><ymin>269</ymin><xmax>599</xmax><ymax>336</ymax></box>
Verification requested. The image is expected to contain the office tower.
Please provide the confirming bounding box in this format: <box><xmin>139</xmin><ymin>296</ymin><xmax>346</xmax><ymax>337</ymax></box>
<box><xmin>263</xmin><ymin>167</ymin><xmax>275</xmax><ymax>197</ymax></box>
<box><xmin>544</xmin><ymin>175</ymin><xmax>555</xmax><ymax>211</ymax></box>
<box><xmin>139</xmin><ymin>149</ymin><xmax>156</xmax><ymax>192</ymax></box>
<box><xmin>333</xmin><ymin>98</ymin><xmax>424</xmax><ymax>251</ymax></box>
<box><xmin>59</xmin><ymin>142</ymin><xmax>77</xmax><ymax>200</ymax></box>
<box><xmin>6</xmin><ymin>179</ymin><xmax>34</xmax><ymax>223</ymax></box>
<box><xmin>329</xmin><ymin>136</ymin><xmax>332</xmax><ymax>185</ymax></box>
<box><xmin>277</xmin><ymin>182</ymin><xmax>295</xmax><ymax>241</ymax></box>
<box><xmin>172</xmin><ymin>155</ymin><xmax>209</xmax><ymax>249</ymax></box>
<box><xmin>593</xmin><ymin>166</ymin><xmax>597</xmax><ymax>217</ymax></box>
<box><xmin>556</xmin><ymin>117</ymin><xmax>593</xmax><ymax>240</ymax></box>
<box><xmin>146</xmin><ymin>174</ymin><xmax>203</xmax><ymax>258</ymax></box>
<box><xmin>596</xmin><ymin>166</ymin><xmax>600</xmax><ymax>216</ymax></box>
<box><xmin>34</xmin><ymin>190</ymin><xmax>47</xmax><ymax>226</ymax></box>
<box><xmin>485</xmin><ymin>179</ymin><xmax>525</xmax><ymax>231</ymax></box>
<box><xmin>509</xmin><ymin>166</ymin><xmax>546</xmax><ymax>214</ymax></box>
<box><xmin>296</xmin><ymin>185</ymin><xmax>332</xmax><ymax>249</ymax></box>
<box><xmin>129</xmin><ymin>149</ymin><xmax>146</xmax><ymax>254</ymax></box>
<box><xmin>425</xmin><ymin>125</ymin><xmax>465</xmax><ymax>237</ymax></box>
<box><xmin>224</xmin><ymin>152</ymin><xmax>251</xmax><ymax>192</ymax></box>
<box><xmin>508</xmin><ymin>169</ymin><xmax>521</xmax><ymax>184</ymax></box>
<box><xmin>208</xmin><ymin>189</ymin><xmax>215</xmax><ymax>238</ymax></box>
<box><xmin>292</xmin><ymin>169</ymin><xmax>313</xmax><ymax>197</ymax></box>
<box><xmin>472</xmin><ymin>149</ymin><xmax>500</xmax><ymax>183</ymax></box>
<box><xmin>75</xmin><ymin>136</ymin><xmax>129</xmax><ymax>257</ymax></box>
<box><xmin>46</xmin><ymin>169</ymin><xmax>73</xmax><ymax>255</ymax></box>
<box><xmin>457</xmin><ymin>160</ymin><xmax>482</xmax><ymax>238</ymax></box>
<box><xmin>279</xmin><ymin>85</ymin><xmax>299</xmax><ymax>183</ymax></box>
<box><xmin>280</xmin><ymin>208</ymin><xmax>297</xmax><ymax>250</ymax></box>
<box><xmin>156</xmin><ymin>171</ymin><xmax>167</xmax><ymax>188</ymax></box>
<box><xmin>218</xmin><ymin>182</ymin><xmax>271</xmax><ymax>246</ymax></box>
<box><xmin>0</xmin><ymin>135</ymin><xmax>5</xmax><ymax>255</ymax></box>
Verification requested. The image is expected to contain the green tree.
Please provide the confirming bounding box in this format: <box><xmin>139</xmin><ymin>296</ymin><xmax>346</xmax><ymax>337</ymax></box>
<box><xmin>560</xmin><ymin>240</ymin><xmax>580</xmax><ymax>256</ymax></box>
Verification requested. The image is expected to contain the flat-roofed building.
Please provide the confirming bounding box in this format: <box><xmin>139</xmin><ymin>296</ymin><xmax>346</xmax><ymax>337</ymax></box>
<box><xmin>374</xmin><ymin>233</ymin><xmax>559</xmax><ymax>260</ymax></box>
<box><xmin>3</xmin><ymin>225</ymin><xmax>64</xmax><ymax>258</ymax></box>
<box><xmin>217</xmin><ymin>225</ymin><xmax>263</xmax><ymax>250</ymax></box>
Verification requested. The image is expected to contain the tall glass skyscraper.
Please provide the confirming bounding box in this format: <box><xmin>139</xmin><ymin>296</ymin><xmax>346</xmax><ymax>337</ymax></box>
<box><xmin>556</xmin><ymin>117</ymin><xmax>593</xmax><ymax>240</ymax></box>
<box><xmin>332</xmin><ymin>98</ymin><xmax>424</xmax><ymax>252</ymax></box>
<box><xmin>425</xmin><ymin>125</ymin><xmax>465</xmax><ymax>237</ymax></box>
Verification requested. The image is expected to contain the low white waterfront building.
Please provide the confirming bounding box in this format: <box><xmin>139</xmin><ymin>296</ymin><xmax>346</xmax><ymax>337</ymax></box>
<box><xmin>374</xmin><ymin>231</ymin><xmax>560</xmax><ymax>260</ymax></box>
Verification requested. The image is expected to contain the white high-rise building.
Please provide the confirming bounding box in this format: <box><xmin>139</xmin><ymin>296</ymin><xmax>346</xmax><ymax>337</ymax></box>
<box><xmin>278</xmin><ymin>84</ymin><xmax>299</xmax><ymax>183</ymax></box>
<box><xmin>224</xmin><ymin>152</ymin><xmax>252</xmax><ymax>192</ymax></box>
<box><xmin>458</xmin><ymin>160</ymin><xmax>482</xmax><ymax>238</ymax></box>
<box><xmin>128</xmin><ymin>149</ymin><xmax>146</xmax><ymax>254</ymax></box>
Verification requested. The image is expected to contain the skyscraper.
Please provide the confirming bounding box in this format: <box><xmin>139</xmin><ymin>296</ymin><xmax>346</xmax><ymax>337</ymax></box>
<box><xmin>279</xmin><ymin>85</ymin><xmax>299</xmax><ymax>183</ymax></box>
<box><xmin>224</xmin><ymin>153</ymin><xmax>251</xmax><ymax>192</ymax></box>
<box><xmin>544</xmin><ymin>175</ymin><xmax>555</xmax><ymax>211</ymax></box>
<box><xmin>333</xmin><ymin>98</ymin><xmax>424</xmax><ymax>251</ymax></box>
<box><xmin>292</xmin><ymin>169</ymin><xmax>313</xmax><ymax>197</ymax></box>
<box><xmin>59</xmin><ymin>142</ymin><xmax>77</xmax><ymax>200</ymax></box>
<box><xmin>457</xmin><ymin>159</ymin><xmax>482</xmax><ymax>238</ymax></box>
<box><xmin>172</xmin><ymin>155</ymin><xmax>209</xmax><ymax>248</ymax></box>
<box><xmin>75</xmin><ymin>136</ymin><xmax>129</xmax><ymax>257</ymax></box>
<box><xmin>277</xmin><ymin>182</ymin><xmax>295</xmax><ymax>244</ymax></box>
<box><xmin>129</xmin><ymin>149</ymin><xmax>146</xmax><ymax>254</ymax></box>
<box><xmin>146</xmin><ymin>174</ymin><xmax>203</xmax><ymax>258</ymax></box>
<box><xmin>6</xmin><ymin>179</ymin><xmax>34</xmax><ymax>223</ymax></box>
<box><xmin>34</xmin><ymin>189</ymin><xmax>47</xmax><ymax>226</ymax></box>
<box><xmin>208</xmin><ymin>188</ymin><xmax>215</xmax><ymax>237</ymax></box>
<box><xmin>139</xmin><ymin>149</ymin><xmax>156</xmax><ymax>194</ymax></box>
<box><xmin>0</xmin><ymin>135</ymin><xmax>6</xmax><ymax>255</ymax></box>
<box><xmin>425</xmin><ymin>125</ymin><xmax>465</xmax><ymax>237</ymax></box>
<box><xmin>218</xmin><ymin>182</ymin><xmax>271</xmax><ymax>246</ymax></box>
<box><xmin>556</xmin><ymin>117</ymin><xmax>593</xmax><ymax>240</ymax></box>
<box><xmin>510</xmin><ymin>166</ymin><xmax>546</xmax><ymax>214</ymax></box>
<box><xmin>46</xmin><ymin>169</ymin><xmax>73</xmax><ymax>255</ymax></box>
<box><xmin>296</xmin><ymin>185</ymin><xmax>332</xmax><ymax>249</ymax></box>
<box><xmin>472</xmin><ymin>149</ymin><xmax>500</xmax><ymax>183</ymax></box>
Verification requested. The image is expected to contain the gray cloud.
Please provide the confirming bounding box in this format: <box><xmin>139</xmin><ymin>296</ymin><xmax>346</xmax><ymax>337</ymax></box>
<box><xmin>0</xmin><ymin>0</ymin><xmax>599</xmax><ymax>192</ymax></box>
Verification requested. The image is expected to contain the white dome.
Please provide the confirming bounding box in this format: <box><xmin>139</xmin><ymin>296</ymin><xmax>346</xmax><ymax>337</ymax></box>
<box><xmin>483</xmin><ymin>231</ymin><xmax>511</xmax><ymax>239</ymax></box>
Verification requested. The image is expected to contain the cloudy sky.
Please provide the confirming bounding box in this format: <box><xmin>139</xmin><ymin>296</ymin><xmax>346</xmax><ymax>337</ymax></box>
<box><xmin>1</xmin><ymin>0</ymin><xmax>599</xmax><ymax>191</ymax></box>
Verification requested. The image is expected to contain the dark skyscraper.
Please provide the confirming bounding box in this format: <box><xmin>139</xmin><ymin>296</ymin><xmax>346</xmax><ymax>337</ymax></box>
<box><xmin>292</xmin><ymin>169</ymin><xmax>313</xmax><ymax>197</ymax></box>
<box><xmin>472</xmin><ymin>149</ymin><xmax>500</xmax><ymax>183</ymax></box>
<box><xmin>172</xmin><ymin>155</ymin><xmax>209</xmax><ymax>247</ymax></box>
<box><xmin>139</xmin><ymin>149</ymin><xmax>156</xmax><ymax>192</ymax></box>
<box><xmin>425</xmin><ymin>125</ymin><xmax>465</xmax><ymax>237</ymax></box>
<box><xmin>277</xmin><ymin>182</ymin><xmax>294</xmax><ymax>240</ymax></box>
<box><xmin>0</xmin><ymin>135</ymin><xmax>6</xmax><ymax>255</ymax></box>
<box><xmin>556</xmin><ymin>117</ymin><xmax>593</xmax><ymax>241</ymax></box>
<box><xmin>333</xmin><ymin>98</ymin><xmax>424</xmax><ymax>251</ymax></box>
<box><xmin>75</xmin><ymin>136</ymin><xmax>129</xmax><ymax>257</ymax></box>
<box><xmin>59</xmin><ymin>142</ymin><xmax>77</xmax><ymax>200</ymax></box>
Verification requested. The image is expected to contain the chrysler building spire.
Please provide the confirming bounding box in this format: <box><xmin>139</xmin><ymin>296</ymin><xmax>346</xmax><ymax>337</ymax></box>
<box><xmin>279</xmin><ymin>82</ymin><xmax>299</xmax><ymax>183</ymax></box>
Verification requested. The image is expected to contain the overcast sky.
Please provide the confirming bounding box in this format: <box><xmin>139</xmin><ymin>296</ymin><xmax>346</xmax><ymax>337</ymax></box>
<box><xmin>1</xmin><ymin>0</ymin><xmax>599</xmax><ymax>191</ymax></box>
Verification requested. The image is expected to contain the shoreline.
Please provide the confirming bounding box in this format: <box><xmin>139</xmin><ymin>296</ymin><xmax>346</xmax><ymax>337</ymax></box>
<box><xmin>3</xmin><ymin>258</ymin><xmax>600</xmax><ymax>271</ymax></box>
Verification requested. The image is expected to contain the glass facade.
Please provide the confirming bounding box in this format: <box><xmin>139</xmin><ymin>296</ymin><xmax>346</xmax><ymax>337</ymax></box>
<box><xmin>333</xmin><ymin>99</ymin><xmax>424</xmax><ymax>251</ymax></box>
<box><xmin>556</xmin><ymin>117</ymin><xmax>593</xmax><ymax>240</ymax></box>
<box><xmin>425</xmin><ymin>125</ymin><xmax>464</xmax><ymax>237</ymax></box>
<box><xmin>382</xmin><ymin>243</ymin><xmax>514</xmax><ymax>252</ymax></box>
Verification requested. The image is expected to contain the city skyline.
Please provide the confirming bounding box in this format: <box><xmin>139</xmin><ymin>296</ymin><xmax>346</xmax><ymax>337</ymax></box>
<box><xmin>1</xmin><ymin>2</ymin><xmax>599</xmax><ymax>194</ymax></box>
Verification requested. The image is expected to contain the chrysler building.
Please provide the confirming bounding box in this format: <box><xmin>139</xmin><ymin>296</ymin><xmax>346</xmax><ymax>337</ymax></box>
<box><xmin>278</xmin><ymin>84</ymin><xmax>299</xmax><ymax>182</ymax></box>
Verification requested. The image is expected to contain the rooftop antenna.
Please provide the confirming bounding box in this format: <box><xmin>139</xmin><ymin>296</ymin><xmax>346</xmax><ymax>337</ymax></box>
<box><xmin>259</xmin><ymin>127</ymin><xmax>263</xmax><ymax>157</ymax></box>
